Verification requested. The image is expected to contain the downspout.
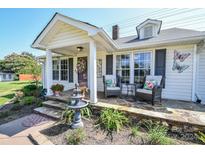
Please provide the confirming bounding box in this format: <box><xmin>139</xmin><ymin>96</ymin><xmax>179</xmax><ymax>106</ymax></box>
<box><xmin>192</xmin><ymin>44</ymin><xmax>197</xmax><ymax>102</ymax></box>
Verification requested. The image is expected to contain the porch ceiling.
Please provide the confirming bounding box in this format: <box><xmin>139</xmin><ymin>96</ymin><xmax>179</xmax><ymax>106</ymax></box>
<box><xmin>52</xmin><ymin>42</ymin><xmax>106</xmax><ymax>56</ymax></box>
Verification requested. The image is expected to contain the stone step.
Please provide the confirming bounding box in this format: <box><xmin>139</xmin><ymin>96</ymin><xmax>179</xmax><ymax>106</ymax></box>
<box><xmin>34</xmin><ymin>107</ymin><xmax>62</xmax><ymax>119</ymax></box>
<box><xmin>43</xmin><ymin>100</ymin><xmax>67</xmax><ymax>110</ymax></box>
<box><xmin>46</xmin><ymin>95</ymin><xmax>69</xmax><ymax>103</ymax></box>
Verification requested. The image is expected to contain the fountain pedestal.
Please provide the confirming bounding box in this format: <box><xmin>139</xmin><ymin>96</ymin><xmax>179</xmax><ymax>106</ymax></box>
<box><xmin>67</xmin><ymin>84</ymin><xmax>88</xmax><ymax>129</ymax></box>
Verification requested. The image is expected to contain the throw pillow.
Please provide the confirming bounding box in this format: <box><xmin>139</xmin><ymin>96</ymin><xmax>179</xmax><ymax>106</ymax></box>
<box><xmin>143</xmin><ymin>80</ymin><xmax>157</xmax><ymax>90</ymax></box>
<box><xmin>106</xmin><ymin>79</ymin><xmax>113</xmax><ymax>87</ymax></box>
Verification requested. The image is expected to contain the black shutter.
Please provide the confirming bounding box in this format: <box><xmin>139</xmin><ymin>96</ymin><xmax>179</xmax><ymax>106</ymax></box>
<box><xmin>106</xmin><ymin>55</ymin><xmax>113</xmax><ymax>75</ymax></box>
<box><xmin>68</xmin><ymin>58</ymin><xmax>73</xmax><ymax>82</ymax></box>
<box><xmin>155</xmin><ymin>49</ymin><xmax>166</xmax><ymax>87</ymax></box>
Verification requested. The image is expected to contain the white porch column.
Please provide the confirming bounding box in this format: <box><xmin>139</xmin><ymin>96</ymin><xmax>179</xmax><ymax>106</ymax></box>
<box><xmin>89</xmin><ymin>39</ymin><xmax>97</xmax><ymax>103</ymax></box>
<box><xmin>41</xmin><ymin>62</ymin><xmax>46</xmax><ymax>89</ymax></box>
<box><xmin>45</xmin><ymin>49</ymin><xmax>53</xmax><ymax>95</ymax></box>
<box><xmin>130</xmin><ymin>52</ymin><xmax>134</xmax><ymax>84</ymax></box>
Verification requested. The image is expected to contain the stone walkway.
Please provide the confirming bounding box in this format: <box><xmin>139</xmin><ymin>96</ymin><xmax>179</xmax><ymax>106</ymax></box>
<box><xmin>0</xmin><ymin>114</ymin><xmax>55</xmax><ymax>145</ymax></box>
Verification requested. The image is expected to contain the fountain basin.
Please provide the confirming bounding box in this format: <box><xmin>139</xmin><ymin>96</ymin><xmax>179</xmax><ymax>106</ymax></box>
<box><xmin>67</xmin><ymin>100</ymin><xmax>88</xmax><ymax>129</ymax></box>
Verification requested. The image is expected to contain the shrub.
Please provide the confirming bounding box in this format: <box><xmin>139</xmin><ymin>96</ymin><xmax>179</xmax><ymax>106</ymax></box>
<box><xmin>13</xmin><ymin>91</ymin><xmax>24</xmax><ymax>103</ymax></box>
<box><xmin>97</xmin><ymin>108</ymin><xmax>129</xmax><ymax>133</ymax></box>
<box><xmin>62</xmin><ymin>106</ymin><xmax>92</xmax><ymax>124</ymax></box>
<box><xmin>10</xmin><ymin>104</ymin><xmax>23</xmax><ymax>111</ymax></box>
<box><xmin>61</xmin><ymin>109</ymin><xmax>75</xmax><ymax>124</ymax></box>
<box><xmin>142</xmin><ymin>120</ymin><xmax>172</xmax><ymax>145</ymax></box>
<box><xmin>51</xmin><ymin>84</ymin><xmax>64</xmax><ymax>92</ymax></box>
<box><xmin>80</xmin><ymin>106</ymin><xmax>92</xmax><ymax>119</ymax></box>
<box><xmin>130</xmin><ymin>126</ymin><xmax>140</xmax><ymax>138</ymax></box>
<box><xmin>66</xmin><ymin>128</ymin><xmax>86</xmax><ymax>145</ymax></box>
<box><xmin>0</xmin><ymin>111</ymin><xmax>10</xmax><ymax>119</ymax></box>
<box><xmin>195</xmin><ymin>132</ymin><xmax>205</xmax><ymax>144</ymax></box>
<box><xmin>21</xmin><ymin>96</ymin><xmax>35</xmax><ymax>105</ymax></box>
<box><xmin>22</xmin><ymin>84</ymin><xmax>37</xmax><ymax>96</ymax></box>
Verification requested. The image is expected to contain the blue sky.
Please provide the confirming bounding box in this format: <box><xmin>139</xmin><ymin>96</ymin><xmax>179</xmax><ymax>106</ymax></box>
<box><xmin>0</xmin><ymin>8</ymin><xmax>205</xmax><ymax>59</ymax></box>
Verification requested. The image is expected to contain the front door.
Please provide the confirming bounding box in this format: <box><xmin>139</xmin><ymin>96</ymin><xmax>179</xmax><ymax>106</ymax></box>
<box><xmin>77</xmin><ymin>57</ymin><xmax>87</xmax><ymax>86</ymax></box>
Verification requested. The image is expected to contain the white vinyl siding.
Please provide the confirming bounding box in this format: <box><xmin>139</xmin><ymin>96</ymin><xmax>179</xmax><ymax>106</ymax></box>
<box><xmin>162</xmin><ymin>46</ymin><xmax>194</xmax><ymax>101</ymax></box>
<box><xmin>196</xmin><ymin>48</ymin><xmax>205</xmax><ymax>104</ymax></box>
<box><xmin>46</xmin><ymin>22</ymin><xmax>89</xmax><ymax>49</ymax></box>
<box><xmin>45</xmin><ymin>44</ymin><xmax>197</xmax><ymax>101</ymax></box>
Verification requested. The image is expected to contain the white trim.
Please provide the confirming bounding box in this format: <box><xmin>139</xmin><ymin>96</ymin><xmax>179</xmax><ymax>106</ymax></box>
<box><xmin>152</xmin><ymin>50</ymin><xmax>155</xmax><ymax>75</ymax></box>
<box><xmin>45</xmin><ymin>49</ymin><xmax>53</xmax><ymax>95</ymax></box>
<box><xmin>32</xmin><ymin>13</ymin><xmax>99</xmax><ymax>49</ymax></box>
<box><xmin>192</xmin><ymin>44</ymin><xmax>197</xmax><ymax>101</ymax></box>
<box><xmin>89</xmin><ymin>39</ymin><xmax>97</xmax><ymax>103</ymax></box>
<box><xmin>130</xmin><ymin>52</ymin><xmax>134</xmax><ymax>84</ymax></box>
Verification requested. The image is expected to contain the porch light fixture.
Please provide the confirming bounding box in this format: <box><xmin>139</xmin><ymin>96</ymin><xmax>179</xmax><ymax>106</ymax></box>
<box><xmin>77</xmin><ymin>46</ymin><xmax>83</xmax><ymax>52</ymax></box>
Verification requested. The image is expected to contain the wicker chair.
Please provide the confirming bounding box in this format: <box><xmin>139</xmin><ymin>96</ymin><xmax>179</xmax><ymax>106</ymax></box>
<box><xmin>136</xmin><ymin>75</ymin><xmax>163</xmax><ymax>105</ymax></box>
<box><xmin>103</xmin><ymin>75</ymin><xmax>121</xmax><ymax>98</ymax></box>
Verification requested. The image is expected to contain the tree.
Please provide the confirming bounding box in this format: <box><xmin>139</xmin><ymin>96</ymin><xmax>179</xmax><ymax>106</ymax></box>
<box><xmin>0</xmin><ymin>52</ymin><xmax>40</xmax><ymax>75</ymax></box>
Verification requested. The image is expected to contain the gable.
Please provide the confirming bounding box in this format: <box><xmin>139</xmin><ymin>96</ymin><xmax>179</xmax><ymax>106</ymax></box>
<box><xmin>32</xmin><ymin>13</ymin><xmax>99</xmax><ymax>50</ymax></box>
<box><xmin>40</xmin><ymin>20</ymin><xmax>90</xmax><ymax>49</ymax></box>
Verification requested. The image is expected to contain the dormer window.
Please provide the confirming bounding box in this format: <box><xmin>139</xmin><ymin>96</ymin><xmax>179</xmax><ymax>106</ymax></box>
<box><xmin>144</xmin><ymin>26</ymin><xmax>153</xmax><ymax>38</ymax></box>
<box><xmin>136</xmin><ymin>19</ymin><xmax>162</xmax><ymax>40</ymax></box>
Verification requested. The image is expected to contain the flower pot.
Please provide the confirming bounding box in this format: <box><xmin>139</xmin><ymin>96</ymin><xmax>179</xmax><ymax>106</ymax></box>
<box><xmin>53</xmin><ymin>91</ymin><xmax>60</xmax><ymax>97</ymax></box>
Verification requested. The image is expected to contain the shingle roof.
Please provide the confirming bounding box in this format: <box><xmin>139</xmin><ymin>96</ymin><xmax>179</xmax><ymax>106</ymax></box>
<box><xmin>115</xmin><ymin>28</ymin><xmax>205</xmax><ymax>48</ymax></box>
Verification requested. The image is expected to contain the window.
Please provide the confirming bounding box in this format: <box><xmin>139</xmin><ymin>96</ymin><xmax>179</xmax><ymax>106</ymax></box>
<box><xmin>8</xmin><ymin>74</ymin><xmax>12</xmax><ymax>79</ymax></box>
<box><xmin>3</xmin><ymin>74</ymin><xmax>6</xmax><ymax>80</ymax></box>
<box><xmin>61</xmin><ymin>59</ymin><xmax>68</xmax><ymax>81</ymax></box>
<box><xmin>144</xmin><ymin>26</ymin><xmax>153</xmax><ymax>38</ymax></box>
<box><xmin>116</xmin><ymin>54</ymin><xmax>130</xmax><ymax>83</ymax></box>
<box><xmin>97</xmin><ymin>59</ymin><xmax>102</xmax><ymax>78</ymax></box>
<box><xmin>52</xmin><ymin>60</ymin><xmax>59</xmax><ymax>80</ymax></box>
<box><xmin>134</xmin><ymin>52</ymin><xmax>151</xmax><ymax>84</ymax></box>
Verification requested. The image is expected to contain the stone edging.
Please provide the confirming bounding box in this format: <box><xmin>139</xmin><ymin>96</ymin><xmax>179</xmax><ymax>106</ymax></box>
<box><xmin>28</xmin><ymin>131</ymin><xmax>53</xmax><ymax>145</ymax></box>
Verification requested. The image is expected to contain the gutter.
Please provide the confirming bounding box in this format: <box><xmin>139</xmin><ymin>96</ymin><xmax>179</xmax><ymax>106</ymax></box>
<box><xmin>117</xmin><ymin>35</ymin><xmax>205</xmax><ymax>50</ymax></box>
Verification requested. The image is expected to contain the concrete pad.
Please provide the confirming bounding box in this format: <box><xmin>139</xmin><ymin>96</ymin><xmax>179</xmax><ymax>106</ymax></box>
<box><xmin>0</xmin><ymin>136</ymin><xmax>33</xmax><ymax>145</ymax></box>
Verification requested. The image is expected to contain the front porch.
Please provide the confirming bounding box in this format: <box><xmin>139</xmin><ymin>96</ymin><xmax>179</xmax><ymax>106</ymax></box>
<box><xmin>41</xmin><ymin>90</ymin><xmax>205</xmax><ymax>129</ymax></box>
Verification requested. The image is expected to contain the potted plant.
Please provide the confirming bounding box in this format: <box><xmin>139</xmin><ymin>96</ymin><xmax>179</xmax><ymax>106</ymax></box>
<box><xmin>51</xmin><ymin>84</ymin><xmax>64</xmax><ymax>96</ymax></box>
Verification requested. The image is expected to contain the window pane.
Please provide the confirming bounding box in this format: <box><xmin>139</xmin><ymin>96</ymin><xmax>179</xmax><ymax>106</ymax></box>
<box><xmin>52</xmin><ymin>60</ymin><xmax>59</xmax><ymax>80</ymax></box>
<box><xmin>60</xmin><ymin>59</ymin><xmax>68</xmax><ymax>80</ymax></box>
<box><xmin>134</xmin><ymin>52</ymin><xmax>151</xmax><ymax>84</ymax></box>
<box><xmin>116</xmin><ymin>54</ymin><xmax>130</xmax><ymax>84</ymax></box>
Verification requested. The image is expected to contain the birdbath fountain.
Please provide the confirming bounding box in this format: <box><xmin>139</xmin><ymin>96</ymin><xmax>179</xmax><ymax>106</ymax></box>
<box><xmin>67</xmin><ymin>84</ymin><xmax>88</xmax><ymax>129</ymax></box>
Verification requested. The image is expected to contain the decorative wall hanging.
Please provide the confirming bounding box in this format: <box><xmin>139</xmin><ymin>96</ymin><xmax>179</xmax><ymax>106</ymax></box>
<box><xmin>97</xmin><ymin>59</ymin><xmax>102</xmax><ymax>78</ymax></box>
<box><xmin>172</xmin><ymin>50</ymin><xmax>191</xmax><ymax>73</ymax></box>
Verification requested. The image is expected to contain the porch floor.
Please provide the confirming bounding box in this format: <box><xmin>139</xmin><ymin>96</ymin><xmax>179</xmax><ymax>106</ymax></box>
<box><xmin>47</xmin><ymin>90</ymin><xmax>205</xmax><ymax>128</ymax></box>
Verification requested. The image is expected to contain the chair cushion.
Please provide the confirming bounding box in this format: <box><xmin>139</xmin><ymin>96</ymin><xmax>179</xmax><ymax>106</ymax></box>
<box><xmin>146</xmin><ymin>75</ymin><xmax>162</xmax><ymax>86</ymax></box>
<box><xmin>136</xmin><ymin>89</ymin><xmax>152</xmax><ymax>95</ymax></box>
<box><xmin>107</xmin><ymin>87</ymin><xmax>121</xmax><ymax>91</ymax></box>
<box><xmin>105</xmin><ymin>75</ymin><xmax>116</xmax><ymax>87</ymax></box>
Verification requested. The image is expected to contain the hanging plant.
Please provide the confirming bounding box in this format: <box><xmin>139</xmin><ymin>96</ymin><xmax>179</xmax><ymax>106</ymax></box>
<box><xmin>77</xmin><ymin>58</ymin><xmax>86</xmax><ymax>73</ymax></box>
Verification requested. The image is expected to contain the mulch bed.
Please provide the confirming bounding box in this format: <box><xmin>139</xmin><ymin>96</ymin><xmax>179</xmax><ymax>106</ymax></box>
<box><xmin>41</xmin><ymin>118</ymin><xmax>195</xmax><ymax>145</ymax></box>
<box><xmin>0</xmin><ymin>103</ymin><xmax>38</xmax><ymax>125</ymax></box>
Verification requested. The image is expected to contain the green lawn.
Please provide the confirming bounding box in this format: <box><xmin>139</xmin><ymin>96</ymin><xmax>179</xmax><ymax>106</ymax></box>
<box><xmin>0</xmin><ymin>81</ymin><xmax>30</xmax><ymax>105</ymax></box>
